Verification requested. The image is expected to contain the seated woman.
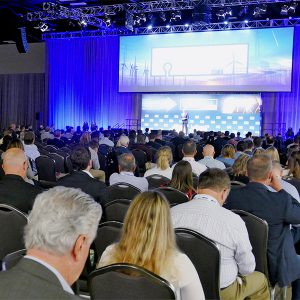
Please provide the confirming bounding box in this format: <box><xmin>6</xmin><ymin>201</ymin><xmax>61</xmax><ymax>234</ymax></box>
<box><xmin>265</xmin><ymin>146</ymin><xmax>280</xmax><ymax>162</ymax></box>
<box><xmin>288</xmin><ymin>150</ymin><xmax>300</xmax><ymax>180</ymax></box>
<box><xmin>169</xmin><ymin>160</ymin><xmax>194</xmax><ymax>200</ymax></box>
<box><xmin>230</xmin><ymin>153</ymin><xmax>250</xmax><ymax>184</ymax></box>
<box><xmin>144</xmin><ymin>146</ymin><xmax>173</xmax><ymax>179</ymax></box>
<box><xmin>216</xmin><ymin>144</ymin><xmax>235</xmax><ymax>167</ymax></box>
<box><xmin>97</xmin><ymin>191</ymin><xmax>205</xmax><ymax>300</ymax></box>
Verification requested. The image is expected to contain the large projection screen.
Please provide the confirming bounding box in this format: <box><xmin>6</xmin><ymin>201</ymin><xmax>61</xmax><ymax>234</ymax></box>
<box><xmin>119</xmin><ymin>27</ymin><xmax>294</xmax><ymax>92</ymax></box>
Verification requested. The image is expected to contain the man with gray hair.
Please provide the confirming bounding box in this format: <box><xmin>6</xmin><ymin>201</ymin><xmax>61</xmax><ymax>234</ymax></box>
<box><xmin>225</xmin><ymin>154</ymin><xmax>300</xmax><ymax>299</ymax></box>
<box><xmin>0</xmin><ymin>186</ymin><xmax>102</xmax><ymax>300</ymax></box>
<box><xmin>109</xmin><ymin>153</ymin><xmax>148</xmax><ymax>192</ymax></box>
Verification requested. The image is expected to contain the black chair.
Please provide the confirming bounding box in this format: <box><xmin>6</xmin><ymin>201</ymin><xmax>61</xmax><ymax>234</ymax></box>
<box><xmin>38</xmin><ymin>148</ymin><xmax>50</xmax><ymax>156</ymax></box>
<box><xmin>48</xmin><ymin>153</ymin><xmax>65</xmax><ymax>174</ymax></box>
<box><xmin>230</xmin><ymin>181</ymin><xmax>246</xmax><ymax>188</ymax></box>
<box><xmin>231</xmin><ymin>210</ymin><xmax>269</xmax><ymax>278</ymax></box>
<box><xmin>36</xmin><ymin>155</ymin><xmax>57</xmax><ymax>182</ymax></box>
<box><xmin>104</xmin><ymin>199</ymin><xmax>131</xmax><ymax>223</ymax></box>
<box><xmin>146</xmin><ymin>174</ymin><xmax>170</xmax><ymax>189</ymax></box>
<box><xmin>94</xmin><ymin>221</ymin><xmax>123</xmax><ymax>262</ymax></box>
<box><xmin>61</xmin><ymin>146</ymin><xmax>72</xmax><ymax>155</ymax></box>
<box><xmin>2</xmin><ymin>249</ymin><xmax>26</xmax><ymax>271</ymax></box>
<box><xmin>175</xmin><ymin>228</ymin><xmax>221</xmax><ymax>300</ymax></box>
<box><xmin>132</xmin><ymin>149</ymin><xmax>147</xmax><ymax>174</ymax></box>
<box><xmin>106</xmin><ymin>183</ymin><xmax>140</xmax><ymax>203</ymax></box>
<box><xmin>88</xmin><ymin>263</ymin><xmax>176</xmax><ymax>300</ymax></box>
<box><xmin>155</xmin><ymin>187</ymin><xmax>188</xmax><ymax>205</ymax></box>
<box><xmin>0</xmin><ymin>204</ymin><xmax>28</xmax><ymax>265</ymax></box>
<box><xmin>45</xmin><ymin>145</ymin><xmax>58</xmax><ymax>153</ymax></box>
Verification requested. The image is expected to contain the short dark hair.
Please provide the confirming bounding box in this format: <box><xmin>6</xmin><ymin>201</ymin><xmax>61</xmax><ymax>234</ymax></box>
<box><xmin>247</xmin><ymin>154</ymin><xmax>272</xmax><ymax>181</ymax></box>
<box><xmin>182</xmin><ymin>141</ymin><xmax>196</xmax><ymax>156</ymax></box>
<box><xmin>137</xmin><ymin>134</ymin><xmax>146</xmax><ymax>144</ymax></box>
<box><xmin>148</xmin><ymin>133</ymin><xmax>156</xmax><ymax>140</ymax></box>
<box><xmin>23</xmin><ymin>131</ymin><xmax>35</xmax><ymax>145</ymax></box>
<box><xmin>244</xmin><ymin>140</ymin><xmax>254</xmax><ymax>150</ymax></box>
<box><xmin>253</xmin><ymin>137</ymin><xmax>262</xmax><ymax>148</ymax></box>
<box><xmin>70</xmin><ymin>146</ymin><xmax>91</xmax><ymax>171</ymax></box>
<box><xmin>236</xmin><ymin>141</ymin><xmax>246</xmax><ymax>152</ymax></box>
<box><xmin>198</xmin><ymin>169</ymin><xmax>230</xmax><ymax>192</ymax></box>
<box><xmin>266</xmin><ymin>136</ymin><xmax>275</xmax><ymax>145</ymax></box>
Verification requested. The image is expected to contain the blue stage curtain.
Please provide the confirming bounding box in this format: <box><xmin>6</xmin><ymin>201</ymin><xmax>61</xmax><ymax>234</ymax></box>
<box><xmin>262</xmin><ymin>26</ymin><xmax>300</xmax><ymax>134</ymax></box>
<box><xmin>46</xmin><ymin>36</ymin><xmax>141</xmax><ymax>129</ymax></box>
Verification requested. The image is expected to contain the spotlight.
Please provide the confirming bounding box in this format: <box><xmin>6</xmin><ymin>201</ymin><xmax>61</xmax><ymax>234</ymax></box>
<box><xmin>133</xmin><ymin>13</ymin><xmax>146</xmax><ymax>26</ymax></box>
<box><xmin>103</xmin><ymin>15</ymin><xmax>111</xmax><ymax>27</ymax></box>
<box><xmin>35</xmin><ymin>22</ymin><xmax>49</xmax><ymax>32</ymax></box>
<box><xmin>78</xmin><ymin>18</ymin><xmax>87</xmax><ymax>27</ymax></box>
<box><xmin>184</xmin><ymin>23</ymin><xmax>189</xmax><ymax>27</ymax></box>
<box><xmin>280</xmin><ymin>4</ymin><xmax>289</xmax><ymax>15</ymax></box>
<box><xmin>216</xmin><ymin>9</ymin><xmax>226</xmax><ymax>20</ymax></box>
<box><xmin>170</xmin><ymin>10</ymin><xmax>181</xmax><ymax>22</ymax></box>
<box><xmin>244</xmin><ymin>19</ymin><xmax>249</xmax><ymax>23</ymax></box>
<box><xmin>288</xmin><ymin>2</ymin><xmax>298</xmax><ymax>14</ymax></box>
<box><xmin>159</xmin><ymin>11</ymin><xmax>166</xmax><ymax>22</ymax></box>
<box><xmin>224</xmin><ymin>20</ymin><xmax>228</xmax><ymax>25</ymax></box>
<box><xmin>253</xmin><ymin>5</ymin><xmax>267</xmax><ymax>18</ymax></box>
<box><xmin>166</xmin><ymin>24</ymin><xmax>170</xmax><ymax>28</ymax></box>
<box><xmin>147</xmin><ymin>25</ymin><xmax>152</xmax><ymax>30</ymax></box>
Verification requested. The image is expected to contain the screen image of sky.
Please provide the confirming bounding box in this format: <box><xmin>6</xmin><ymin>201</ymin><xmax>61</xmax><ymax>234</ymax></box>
<box><xmin>119</xmin><ymin>27</ymin><xmax>294</xmax><ymax>92</ymax></box>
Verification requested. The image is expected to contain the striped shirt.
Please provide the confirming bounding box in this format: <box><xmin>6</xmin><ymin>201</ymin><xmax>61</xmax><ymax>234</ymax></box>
<box><xmin>171</xmin><ymin>194</ymin><xmax>255</xmax><ymax>288</ymax></box>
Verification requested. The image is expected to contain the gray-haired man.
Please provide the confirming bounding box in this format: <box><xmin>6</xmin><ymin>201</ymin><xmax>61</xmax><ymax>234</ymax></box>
<box><xmin>0</xmin><ymin>186</ymin><xmax>102</xmax><ymax>300</ymax></box>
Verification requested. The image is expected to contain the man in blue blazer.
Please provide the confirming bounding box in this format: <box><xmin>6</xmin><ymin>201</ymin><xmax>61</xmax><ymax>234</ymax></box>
<box><xmin>224</xmin><ymin>154</ymin><xmax>300</xmax><ymax>299</ymax></box>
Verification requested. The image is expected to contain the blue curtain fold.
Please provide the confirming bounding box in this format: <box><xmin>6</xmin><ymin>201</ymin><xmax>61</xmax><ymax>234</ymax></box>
<box><xmin>46</xmin><ymin>36</ymin><xmax>140</xmax><ymax>129</ymax></box>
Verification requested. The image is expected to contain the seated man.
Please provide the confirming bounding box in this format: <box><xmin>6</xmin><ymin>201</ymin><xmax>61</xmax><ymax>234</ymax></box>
<box><xmin>109</xmin><ymin>153</ymin><xmax>148</xmax><ymax>192</ymax></box>
<box><xmin>171</xmin><ymin>168</ymin><xmax>269</xmax><ymax>300</ymax></box>
<box><xmin>99</xmin><ymin>130</ymin><xmax>114</xmax><ymax>147</ymax></box>
<box><xmin>225</xmin><ymin>154</ymin><xmax>300</xmax><ymax>299</ymax></box>
<box><xmin>23</xmin><ymin>131</ymin><xmax>40</xmax><ymax>161</ymax></box>
<box><xmin>198</xmin><ymin>144</ymin><xmax>226</xmax><ymax>169</ymax></box>
<box><xmin>146</xmin><ymin>133</ymin><xmax>161</xmax><ymax>150</ymax></box>
<box><xmin>0</xmin><ymin>148</ymin><xmax>43</xmax><ymax>213</ymax></box>
<box><xmin>181</xmin><ymin>140</ymin><xmax>207</xmax><ymax>176</ymax></box>
<box><xmin>47</xmin><ymin>130</ymin><xmax>65</xmax><ymax>148</ymax></box>
<box><xmin>57</xmin><ymin>146</ymin><xmax>107</xmax><ymax>205</ymax></box>
<box><xmin>0</xmin><ymin>186</ymin><xmax>102</xmax><ymax>299</ymax></box>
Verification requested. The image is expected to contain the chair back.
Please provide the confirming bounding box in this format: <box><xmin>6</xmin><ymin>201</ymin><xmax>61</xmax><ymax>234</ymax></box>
<box><xmin>230</xmin><ymin>181</ymin><xmax>246</xmax><ymax>189</ymax></box>
<box><xmin>94</xmin><ymin>221</ymin><xmax>123</xmax><ymax>260</ymax></box>
<box><xmin>88</xmin><ymin>263</ymin><xmax>176</xmax><ymax>300</ymax></box>
<box><xmin>2</xmin><ymin>249</ymin><xmax>26</xmax><ymax>271</ymax></box>
<box><xmin>156</xmin><ymin>187</ymin><xmax>188</xmax><ymax>205</ymax></box>
<box><xmin>104</xmin><ymin>199</ymin><xmax>131</xmax><ymax>223</ymax></box>
<box><xmin>38</xmin><ymin>148</ymin><xmax>50</xmax><ymax>156</ymax></box>
<box><xmin>45</xmin><ymin>145</ymin><xmax>58</xmax><ymax>153</ymax></box>
<box><xmin>36</xmin><ymin>155</ymin><xmax>56</xmax><ymax>182</ymax></box>
<box><xmin>175</xmin><ymin>228</ymin><xmax>221</xmax><ymax>300</ymax></box>
<box><xmin>48</xmin><ymin>153</ymin><xmax>65</xmax><ymax>173</ymax></box>
<box><xmin>106</xmin><ymin>183</ymin><xmax>140</xmax><ymax>203</ymax></box>
<box><xmin>231</xmin><ymin>209</ymin><xmax>269</xmax><ymax>278</ymax></box>
<box><xmin>0</xmin><ymin>204</ymin><xmax>28</xmax><ymax>262</ymax></box>
<box><xmin>146</xmin><ymin>174</ymin><xmax>170</xmax><ymax>189</ymax></box>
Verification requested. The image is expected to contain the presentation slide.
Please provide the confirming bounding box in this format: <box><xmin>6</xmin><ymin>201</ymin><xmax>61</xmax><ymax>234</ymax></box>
<box><xmin>141</xmin><ymin>94</ymin><xmax>262</xmax><ymax>136</ymax></box>
<box><xmin>119</xmin><ymin>27</ymin><xmax>294</xmax><ymax>92</ymax></box>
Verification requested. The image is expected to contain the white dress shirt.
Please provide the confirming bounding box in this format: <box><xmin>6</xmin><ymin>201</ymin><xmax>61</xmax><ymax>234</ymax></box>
<box><xmin>99</xmin><ymin>244</ymin><xmax>205</xmax><ymax>300</ymax></box>
<box><xmin>24</xmin><ymin>255</ymin><xmax>74</xmax><ymax>294</ymax></box>
<box><xmin>198</xmin><ymin>156</ymin><xmax>226</xmax><ymax>170</ymax></box>
<box><xmin>267</xmin><ymin>179</ymin><xmax>300</xmax><ymax>202</ymax></box>
<box><xmin>109</xmin><ymin>171</ymin><xmax>148</xmax><ymax>192</ymax></box>
<box><xmin>23</xmin><ymin>144</ymin><xmax>41</xmax><ymax>161</ymax></box>
<box><xmin>144</xmin><ymin>166</ymin><xmax>173</xmax><ymax>180</ymax></box>
<box><xmin>181</xmin><ymin>157</ymin><xmax>207</xmax><ymax>176</ymax></box>
<box><xmin>171</xmin><ymin>194</ymin><xmax>255</xmax><ymax>288</ymax></box>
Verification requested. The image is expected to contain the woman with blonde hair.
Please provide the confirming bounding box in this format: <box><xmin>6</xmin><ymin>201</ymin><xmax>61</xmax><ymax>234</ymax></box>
<box><xmin>144</xmin><ymin>146</ymin><xmax>173</xmax><ymax>179</ymax></box>
<box><xmin>216</xmin><ymin>144</ymin><xmax>236</xmax><ymax>167</ymax></box>
<box><xmin>98</xmin><ymin>191</ymin><xmax>204</xmax><ymax>300</ymax></box>
<box><xmin>79</xmin><ymin>132</ymin><xmax>91</xmax><ymax>147</ymax></box>
<box><xmin>288</xmin><ymin>150</ymin><xmax>300</xmax><ymax>179</ymax></box>
<box><xmin>230</xmin><ymin>153</ymin><xmax>250</xmax><ymax>184</ymax></box>
<box><xmin>265</xmin><ymin>146</ymin><xmax>280</xmax><ymax>162</ymax></box>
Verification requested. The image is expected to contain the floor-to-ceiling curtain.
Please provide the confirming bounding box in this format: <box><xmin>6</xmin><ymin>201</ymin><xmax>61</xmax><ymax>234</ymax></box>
<box><xmin>262</xmin><ymin>26</ymin><xmax>300</xmax><ymax>134</ymax></box>
<box><xmin>46</xmin><ymin>36</ymin><xmax>141</xmax><ymax>130</ymax></box>
<box><xmin>0</xmin><ymin>73</ymin><xmax>46</xmax><ymax>130</ymax></box>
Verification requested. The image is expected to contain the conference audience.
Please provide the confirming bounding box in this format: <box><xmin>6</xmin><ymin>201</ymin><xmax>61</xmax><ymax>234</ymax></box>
<box><xmin>0</xmin><ymin>186</ymin><xmax>102</xmax><ymax>299</ymax></box>
<box><xmin>234</xmin><ymin>140</ymin><xmax>246</xmax><ymax>159</ymax></box>
<box><xmin>146</xmin><ymin>132</ymin><xmax>162</xmax><ymax>150</ymax></box>
<box><xmin>216</xmin><ymin>144</ymin><xmax>236</xmax><ymax>167</ymax></box>
<box><xmin>181</xmin><ymin>140</ymin><xmax>207</xmax><ymax>176</ymax></box>
<box><xmin>198</xmin><ymin>144</ymin><xmax>226</xmax><ymax>169</ymax></box>
<box><xmin>144</xmin><ymin>146</ymin><xmax>173</xmax><ymax>179</ymax></box>
<box><xmin>224</xmin><ymin>154</ymin><xmax>300</xmax><ymax>299</ymax></box>
<box><xmin>47</xmin><ymin>129</ymin><xmax>65</xmax><ymax>148</ymax></box>
<box><xmin>169</xmin><ymin>160</ymin><xmax>194</xmax><ymax>200</ymax></box>
<box><xmin>57</xmin><ymin>146</ymin><xmax>107</xmax><ymax>205</ymax></box>
<box><xmin>171</xmin><ymin>168</ymin><xmax>269</xmax><ymax>299</ymax></box>
<box><xmin>243</xmin><ymin>140</ymin><xmax>254</xmax><ymax>155</ymax></box>
<box><xmin>40</xmin><ymin>126</ymin><xmax>54</xmax><ymax>141</ymax></box>
<box><xmin>109</xmin><ymin>153</ymin><xmax>148</xmax><ymax>191</ymax></box>
<box><xmin>97</xmin><ymin>191</ymin><xmax>205</xmax><ymax>300</ymax></box>
<box><xmin>0</xmin><ymin>148</ymin><xmax>43</xmax><ymax>213</ymax></box>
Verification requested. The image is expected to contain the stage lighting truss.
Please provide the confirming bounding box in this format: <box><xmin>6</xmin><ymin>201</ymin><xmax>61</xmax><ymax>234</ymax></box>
<box><xmin>43</xmin><ymin>17</ymin><xmax>300</xmax><ymax>39</ymax></box>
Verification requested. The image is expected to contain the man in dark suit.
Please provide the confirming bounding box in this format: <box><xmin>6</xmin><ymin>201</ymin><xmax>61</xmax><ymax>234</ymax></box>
<box><xmin>146</xmin><ymin>133</ymin><xmax>162</xmax><ymax>150</ymax></box>
<box><xmin>57</xmin><ymin>146</ymin><xmax>107</xmax><ymax>205</ymax></box>
<box><xmin>0</xmin><ymin>186</ymin><xmax>102</xmax><ymax>299</ymax></box>
<box><xmin>47</xmin><ymin>129</ymin><xmax>65</xmax><ymax>148</ymax></box>
<box><xmin>224</xmin><ymin>154</ymin><xmax>300</xmax><ymax>299</ymax></box>
<box><xmin>0</xmin><ymin>148</ymin><xmax>43</xmax><ymax>213</ymax></box>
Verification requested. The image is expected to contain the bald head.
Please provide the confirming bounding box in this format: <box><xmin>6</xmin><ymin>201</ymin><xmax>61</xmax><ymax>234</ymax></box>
<box><xmin>203</xmin><ymin>144</ymin><xmax>215</xmax><ymax>157</ymax></box>
<box><xmin>3</xmin><ymin>148</ymin><xmax>27</xmax><ymax>178</ymax></box>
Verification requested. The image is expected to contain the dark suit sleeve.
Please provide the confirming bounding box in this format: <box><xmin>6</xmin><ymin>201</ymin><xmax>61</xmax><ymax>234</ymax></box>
<box><xmin>281</xmin><ymin>190</ymin><xmax>300</xmax><ymax>224</ymax></box>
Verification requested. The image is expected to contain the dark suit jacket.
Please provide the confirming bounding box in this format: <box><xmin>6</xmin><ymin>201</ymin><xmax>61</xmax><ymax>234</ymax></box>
<box><xmin>47</xmin><ymin>138</ymin><xmax>65</xmax><ymax>148</ymax></box>
<box><xmin>224</xmin><ymin>182</ymin><xmax>300</xmax><ymax>287</ymax></box>
<box><xmin>57</xmin><ymin>171</ymin><xmax>107</xmax><ymax>205</ymax></box>
<box><xmin>0</xmin><ymin>175</ymin><xmax>43</xmax><ymax>213</ymax></box>
<box><xmin>146</xmin><ymin>141</ymin><xmax>162</xmax><ymax>150</ymax></box>
<box><xmin>0</xmin><ymin>258</ymin><xmax>80</xmax><ymax>300</ymax></box>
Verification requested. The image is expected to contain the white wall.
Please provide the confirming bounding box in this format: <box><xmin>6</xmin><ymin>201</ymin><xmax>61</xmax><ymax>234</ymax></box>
<box><xmin>0</xmin><ymin>42</ymin><xmax>45</xmax><ymax>74</ymax></box>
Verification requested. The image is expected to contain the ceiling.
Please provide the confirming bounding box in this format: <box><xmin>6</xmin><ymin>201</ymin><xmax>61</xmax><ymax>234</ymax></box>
<box><xmin>0</xmin><ymin>0</ymin><xmax>299</xmax><ymax>44</ymax></box>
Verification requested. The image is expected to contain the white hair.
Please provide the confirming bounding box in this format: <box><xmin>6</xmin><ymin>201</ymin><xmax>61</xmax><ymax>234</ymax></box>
<box><xmin>24</xmin><ymin>186</ymin><xmax>102</xmax><ymax>256</ymax></box>
<box><xmin>117</xmin><ymin>135</ymin><xmax>129</xmax><ymax>147</ymax></box>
